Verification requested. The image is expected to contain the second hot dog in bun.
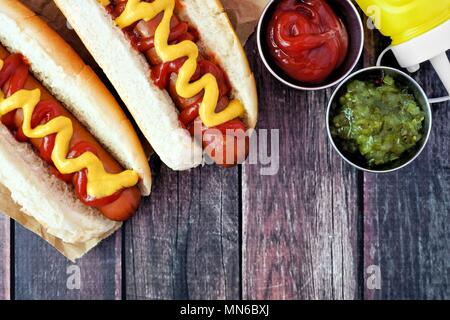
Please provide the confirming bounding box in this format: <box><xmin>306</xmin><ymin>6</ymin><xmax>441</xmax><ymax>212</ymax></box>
<box><xmin>0</xmin><ymin>0</ymin><xmax>152</xmax><ymax>244</ymax></box>
<box><xmin>54</xmin><ymin>0</ymin><xmax>258</xmax><ymax>170</ymax></box>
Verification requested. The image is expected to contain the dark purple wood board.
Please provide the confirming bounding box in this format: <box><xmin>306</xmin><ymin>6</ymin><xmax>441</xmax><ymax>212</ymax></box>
<box><xmin>0</xmin><ymin>217</ymin><xmax>10</xmax><ymax>300</ymax></box>
<box><xmin>362</xmin><ymin>30</ymin><xmax>450</xmax><ymax>300</ymax></box>
<box><xmin>124</xmin><ymin>162</ymin><xmax>240</xmax><ymax>300</ymax></box>
<box><xmin>242</xmin><ymin>35</ymin><xmax>362</xmax><ymax>299</ymax></box>
<box><xmin>0</xmin><ymin>0</ymin><xmax>448</xmax><ymax>300</ymax></box>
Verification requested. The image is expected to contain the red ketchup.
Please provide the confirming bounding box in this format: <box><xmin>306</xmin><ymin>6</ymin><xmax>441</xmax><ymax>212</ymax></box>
<box><xmin>68</xmin><ymin>142</ymin><xmax>123</xmax><ymax>207</ymax></box>
<box><xmin>267</xmin><ymin>0</ymin><xmax>349</xmax><ymax>84</ymax></box>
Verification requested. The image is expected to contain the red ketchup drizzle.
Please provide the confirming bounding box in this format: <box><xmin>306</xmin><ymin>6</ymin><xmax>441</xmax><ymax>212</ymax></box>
<box><xmin>0</xmin><ymin>54</ymin><xmax>28</xmax><ymax>130</ymax></box>
<box><xmin>267</xmin><ymin>0</ymin><xmax>349</xmax><ymax>84</ymax></box>
<box><xmin>68</xmin><ymin>142</ymin><xmax>123</xmax><ymax>207</ymax></box>
<box><xmin>0</xmin><ymin>53</ymin><xmax>121</xmax><ymax>206</ymax></box>
<box><xmin>106</xmin><ymin>0</ymin><xmax>128</xmax><ymax>19</ymax></box>
<box><xmin>151</xmin><ymin>58</ymin><xmax>187</xmax><ymax>89</ymax></box>
<box><xmin>151</xmin><ymin>59</ymin><xmax>232</xmax><ymax>125</ymax></box>
<box><xmin>30</xmin><ymin>100</ymin><xmax>63</xmax><ymax>164</ymax></box>
<box><xmin>133</xmin><ymin>22</ymin><xmax>192</xmax><ymax>52</ymax></box>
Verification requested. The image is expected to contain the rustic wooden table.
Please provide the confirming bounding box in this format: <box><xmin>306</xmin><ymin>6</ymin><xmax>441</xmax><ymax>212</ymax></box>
<box><xmin>0</xmin><ymin>1</ymin><xmax>449</xmax><ymax>300</ymax></box>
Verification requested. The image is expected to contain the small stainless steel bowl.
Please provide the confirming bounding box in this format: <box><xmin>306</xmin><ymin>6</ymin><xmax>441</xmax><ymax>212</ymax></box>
<box><xmin>257</xmin><ymin>0</ymin><xmax>364</xmax><ymax>91</ymax></box>
<box><xmin>326</xmin><ymin>66</ymin><xmax>433</xmax><ymax>173</ymax></box>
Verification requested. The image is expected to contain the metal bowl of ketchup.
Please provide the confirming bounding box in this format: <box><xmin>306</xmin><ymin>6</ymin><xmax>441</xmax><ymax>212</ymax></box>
<box><xmin>257</xmin><ymin>0</ymin><xmax>364</xmax><ymax>91</ymax></box>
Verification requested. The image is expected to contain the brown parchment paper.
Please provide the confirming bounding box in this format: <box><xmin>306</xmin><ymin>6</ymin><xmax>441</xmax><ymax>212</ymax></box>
<box><xmin>0</xmin><ymin>184</ymin><xmax>121</xmax><ymax>262</ymax></box>
<box><xmin>221</xmin><ymin>0</ymin><xmax>270</xmax><ymax>44</ymax></box>
<box><xmin>0</xmin><ymin>0</ymin><xmax>269</xmax><ymax>261</ymax></box>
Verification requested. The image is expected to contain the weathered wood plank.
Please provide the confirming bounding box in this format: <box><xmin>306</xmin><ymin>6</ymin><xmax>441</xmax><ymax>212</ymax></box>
<box><xmin>0</xmin><ymin>216</ymin><xmax>10</xmax><ymax>300</ymax></box>
<box><xmin>14</xmin><ymin>226</ymin><xmax>122</xmax><ymax>300</ymax></box>
<box><xmin>125</xmin><ymin>160</ymin><xmax>240</xmax><ymax>300</ymax></box>
<box><xmin>361</xmin><ymin>18</ymin><xmax>450</xmax><ymax>299</ymax></box>
<box><xmin>242</xmin><ymin>35</ymin><xmax>361</xmax><ymax>300</ymax></box>
<box><xmin>363</xmin><ymin>58</ymin><xmax>450</xmax><ymax>300</ymax></box>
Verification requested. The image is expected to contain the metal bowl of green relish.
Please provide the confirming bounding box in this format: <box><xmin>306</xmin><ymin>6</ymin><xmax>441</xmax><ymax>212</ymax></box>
<box><xmin>327</xmin><ymin>66</ymin><xmax>432</xmax><ymax>173</ymax></box>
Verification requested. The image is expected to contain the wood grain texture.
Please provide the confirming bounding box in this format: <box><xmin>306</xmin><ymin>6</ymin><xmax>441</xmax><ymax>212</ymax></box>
<box><xmin>5</xmin><ymin>0</ymin><xmax>448</xmax><ymax>300</ymax></box>
<box><xmin>242</xmin><ymin>35</ymin><xmax>362</xmax><ymax>300</ymax></box>
<box><xmin>363</xmin><ymin>58</ymin><xmax>450</xmax><ymax>300</ymax></box>
<box><xmin>14</xmin><ymin>225</ymin><xmax>122</xmax><ymax>300</ymax></box>
<box><xmin>361</xmin><ymin>20</ymin><xmax>450</xmax><ymax>299</ymax></box>
<box><xmin>125</xmin><ymin>160</ymin><xmax>240</xmax><ymax>300</ymax></box>
<box><xmin>0</xmin><ymin>217</ymin><xmax>10</xmax><ymax>300</ymax></box>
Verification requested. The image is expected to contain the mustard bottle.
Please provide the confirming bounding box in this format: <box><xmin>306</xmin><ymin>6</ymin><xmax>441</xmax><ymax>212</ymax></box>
<box><xmin>356</xmin><ymin>0</ymin><xmax>450</xmax><ymax>97</ymax></box>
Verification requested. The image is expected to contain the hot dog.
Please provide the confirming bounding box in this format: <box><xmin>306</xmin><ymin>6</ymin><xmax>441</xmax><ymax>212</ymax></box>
<box><xmin>55</xmin><ymin>0</ymin><xmax>258</xmax><ymax>170</ymax></box>
<box><xmin>0</xmin><ymin>48</ymin><xmax>142</xmax><ymax>221</ymax></box>
<box><xmin>0</xmin><ymin>0</ymin><xmax>152</xmax><ymax>246</ymax></box>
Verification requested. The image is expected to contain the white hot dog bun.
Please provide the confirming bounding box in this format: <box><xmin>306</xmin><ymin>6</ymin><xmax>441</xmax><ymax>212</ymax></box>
<box><xmin>54</xmin><ymin>0</ymin><xmax>258</xmax><ymax>170</ymax></box>
<box><xmin>0</xmin><ymin>124</ymin><xmax>120</xmax><ymax>244</ymax></box>
<box><xmin>0</xmin><ymin>0</ymin><xmax>152</xmax><ymax>244</ymax></box>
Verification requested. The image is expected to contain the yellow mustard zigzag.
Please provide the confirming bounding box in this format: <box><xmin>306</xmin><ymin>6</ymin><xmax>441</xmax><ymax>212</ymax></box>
<box><xmin>103</xmin><ymin>0</ymin><xmax>245</xmax><ymax>127</ymax></box>
<box><xmin>0</xmin><ymin>60</ymin><xmax>138</xmax><ymax>198</ymax></box>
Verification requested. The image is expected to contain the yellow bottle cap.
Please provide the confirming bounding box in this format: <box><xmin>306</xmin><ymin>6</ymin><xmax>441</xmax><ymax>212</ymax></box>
<box><xmin>356</xmin><ymin>0</ymin><xmax>450</xmax><ymax>45</ymax></box>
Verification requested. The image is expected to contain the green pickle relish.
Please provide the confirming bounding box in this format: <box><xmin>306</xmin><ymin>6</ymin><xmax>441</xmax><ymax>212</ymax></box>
<box><xmin>331</xmin><ymin>76</ymin><xmax>425</xmax><ymax>167</ymax></box>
